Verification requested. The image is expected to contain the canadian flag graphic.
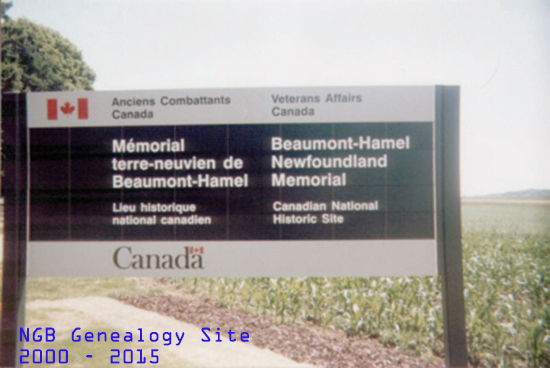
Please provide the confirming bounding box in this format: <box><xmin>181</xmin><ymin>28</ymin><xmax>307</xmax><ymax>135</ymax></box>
<box><xmin>47</xmin><ymin>98</ymin><xmax>88</xmax><ymax>120</ymax></box>
<box><xmin>189</xmin><ymin>247</ymin><xmax>204</xmax><ymax>254</ymax></box>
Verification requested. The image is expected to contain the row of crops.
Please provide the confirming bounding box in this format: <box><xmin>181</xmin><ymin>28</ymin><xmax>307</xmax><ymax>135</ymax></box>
<box><xmin>172</xmin><ymin>202</ymin><xmax>549</xmax><ymax>367</ymax></box>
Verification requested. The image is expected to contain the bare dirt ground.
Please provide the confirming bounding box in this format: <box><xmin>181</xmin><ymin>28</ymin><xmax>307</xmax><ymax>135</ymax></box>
<box><xmin>117</xmin><ymin>279</ymin><xmax>444</xmax><ymax>368</ymax></box>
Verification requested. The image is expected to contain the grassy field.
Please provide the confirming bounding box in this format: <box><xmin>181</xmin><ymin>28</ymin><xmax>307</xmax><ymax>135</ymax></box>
<box><xmin>461</xmin><ymin>199</ymin><xmax>550</xmax><ymax>236</ymax></box>
<box><xmin>460</xmin><ymin>201</ymin><xmax>549</xmax><ymax>367</ymax></box>
<box><xmin>171</xmin><ymin>200</ymin><xmax>550</xmax><ymax>367</ymax></box>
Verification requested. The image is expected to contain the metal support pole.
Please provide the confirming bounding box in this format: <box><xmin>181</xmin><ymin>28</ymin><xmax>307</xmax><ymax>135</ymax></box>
<box><xmin>1</xmin><ymin>93</ymin><xmax>28</xmax><ymax>367</ymax></box>
<box><xmin>436</xmin><ymin>86</ymin><xmax>468</xmax><ymax>367</ymax></box>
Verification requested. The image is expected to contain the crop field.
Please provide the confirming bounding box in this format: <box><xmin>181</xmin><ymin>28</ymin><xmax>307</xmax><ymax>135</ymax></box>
<box><xmin>173</xmin><ymin>200</ymin><xmax>550</xmax><ymax>367</ymax></box>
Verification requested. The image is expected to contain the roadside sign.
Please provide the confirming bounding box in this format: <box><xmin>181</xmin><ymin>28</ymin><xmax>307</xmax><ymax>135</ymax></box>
<box><xmin>26</xmin><ymin>86</ymin><xmax>436</xmax><ymax>277</ymax></box>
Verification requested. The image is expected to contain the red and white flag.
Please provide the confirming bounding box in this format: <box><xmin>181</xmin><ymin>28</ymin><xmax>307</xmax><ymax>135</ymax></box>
<box><xmin>189</xmin><ymin>247</ymin><xmax>204</xmax><ymax>254</ymax></box>
<box><xmin>47</xmin><ymin>98</ymin><xmax>88</xmax><ymax>120</ymax></box>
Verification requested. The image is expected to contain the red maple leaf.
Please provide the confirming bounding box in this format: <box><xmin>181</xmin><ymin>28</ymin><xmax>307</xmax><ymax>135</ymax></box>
<box><xmin>60</xmin><ymin>101</ymin><xmax>75</xmax><ymax>115</ymax></box>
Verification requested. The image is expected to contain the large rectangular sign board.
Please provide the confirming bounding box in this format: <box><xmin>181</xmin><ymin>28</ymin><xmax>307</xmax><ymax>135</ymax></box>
<box><xmin>24</xmin><ymin>86</ymin><xmax>437</xmax><ymax>277</ymax></box>
<box><xmin>2</xmin><ymin>86</ymin><xmax>467</xmax><ymax>367</ymax></box>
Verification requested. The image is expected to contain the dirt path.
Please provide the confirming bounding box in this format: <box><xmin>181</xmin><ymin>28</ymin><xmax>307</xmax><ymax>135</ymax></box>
<box><xmin>25</xmin><ymin>296</ymin><xmax>316</xmax><ymax>367</ymax></box>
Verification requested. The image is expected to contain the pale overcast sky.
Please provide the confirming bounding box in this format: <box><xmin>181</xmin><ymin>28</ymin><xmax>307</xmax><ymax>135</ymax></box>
<box><xmin>8</xmin><ymin>0</ymin><xmax>550</xmax><ymax>196</ymax></box>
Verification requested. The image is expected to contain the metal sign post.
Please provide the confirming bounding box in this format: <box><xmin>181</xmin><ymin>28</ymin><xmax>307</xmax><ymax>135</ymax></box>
<box><xmin>436</xmin><ymin>86</ymin><xmax>468</xmax><ymax>367</ymax></box>
<box><xmin>1</xmin><ymin>93</ymin><xmax>28</xmax><ymax>367</ymax></box>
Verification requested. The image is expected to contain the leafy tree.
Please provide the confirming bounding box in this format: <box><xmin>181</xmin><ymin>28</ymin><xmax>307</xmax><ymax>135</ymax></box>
<box><xmin>2</xmin><ymin>0</ymin><xmax>12</xmax><ymax>21</ymax></box>
<box><xmin>2</xmin><ymin>17</ymin><xmax>95</xmax><ymax>92</ymax></box>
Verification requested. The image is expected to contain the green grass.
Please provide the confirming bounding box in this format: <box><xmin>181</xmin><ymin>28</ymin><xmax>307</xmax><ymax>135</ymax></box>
<box><xmin>171</xmin><ymin>201</ymin><xmax>550</xmax><ymax>367</ymax></box>
<box><xmin>26</xmin><ymin>277</ymin><xmax>155</xmax><ymax>301</ymax></box>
